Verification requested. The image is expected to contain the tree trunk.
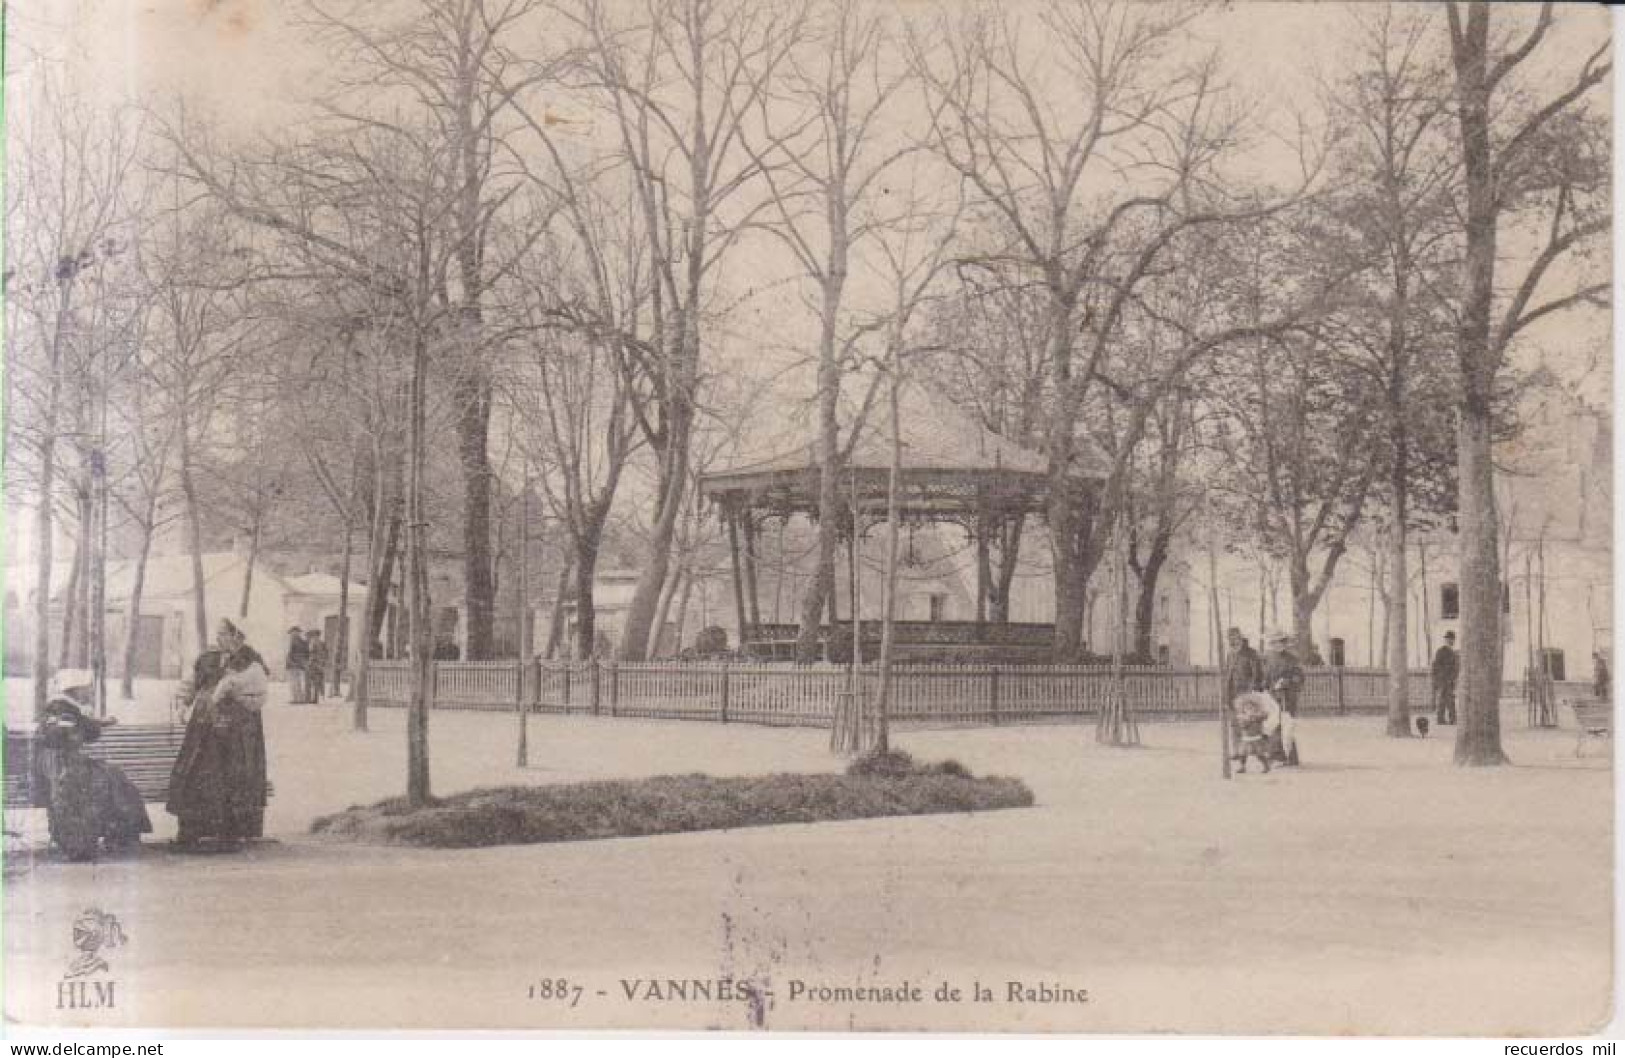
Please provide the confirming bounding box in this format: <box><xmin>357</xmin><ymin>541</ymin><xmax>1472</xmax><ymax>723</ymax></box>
<box><xmin>573</xmin><ymin>539</ymin><xmax>601</xmax><ymax>659</ymax></box>
<box><xmin>1447</xmin><ymin>0</ymin><xmax>1509</xmax><ymax>765</ymax></box>
<box><xmin>544</xmin><ymin>559</ymin><xmax>573</xmax><ymax>659</ymax></box>
<box><xmin>353</xmin><ymin>454</ymin><xmax>394</xmax><ymax>731</ymax></box>
<box><xmin>31</xmin><ymin>488</ymin><xmax>57</xmax><ymax>717</ymax></box>
<box><xmin>1454</xmin><ymin>406</ymin><xmax>1508</xmax><ymax>764</ymax></box>
<box><xmin>367</xmin><ymin>501</ymin><xmax>402</xmax><ymax>657</ymax></box>
<box><xmin>335</xmin><ymin>516</ymin><xmax>353</xmax><ymax>697</ymax></box>
<box><xmin>58</xmin><ymin>512</ymin><xmax>86</xmax><ymax>670</ymax></box>
<box><xmin>238</xmin><ymin>510</ymin><xmax>262</xmax><ymax>619</ymax></box>
<box><xmin>619</xmin><ymin>389</ymin><xmax>692</xmax><ymax>661</ymax></box>
<box><xmin>652</xmin><ymin>560</ymin><xmax>683</xmax><ymax>658</ymax></box>
<box><xmin>992</xmin><ymin>517</ymin><xmax>1023</xmax><ymax>624</ymax></box>
<box><xmin>119</xmin><ymin>506</ymin><xmax>157</xmax><ymax>700</ymax></box>
<box><xmin>1132</xmin><ymin>530</ymin><xmax>1171</xmax><ymax>662</ymax></box>
<box><xmin>795</xmin><ymin>294</ymin><xmax>844</xmax><ymax>663</ymax></box>
<box><xmin>454</xmin><ymin>372</ymin><xmax>496</xmax><ymax>660</ymax></box>
<box><xmin>870</xmin><ymin>364</ymin><xmax>902</xmax><ymax>755</ymax></box>
<box><xmin>669</xmin><ymin>568</ymin><xmax>695</xmax><ymax>657</ymax></box>
<box><xmin>1386</xmin><ymin>463</ymin><xmax>1413</xmax><ymax>737</ymax></box>
<box><xmin>406</xmin><ymin>330</ymin><xmax>433</xmax><ymax>807</ymax></box>
<box><xmin>179</xmin><ymin>417</ymin><xmax>209</xmax><ymax>658</ymax></box>
<box><xmin>32</xmin><ymin>280</ymin><xmax>74</xmax><ymax>716</ymax></box>
<box><xmin>1290</xmin><ymin>582</ymin><xmax>1318</xmax><ymax>663</ymax></box>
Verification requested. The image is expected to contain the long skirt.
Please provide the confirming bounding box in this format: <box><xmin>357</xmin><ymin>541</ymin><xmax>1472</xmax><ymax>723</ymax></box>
<box><xmin>47</xmin><ymin>757</ymin><xmax>153</xmax><ymax>860</ymax></box>
<box><xmin>165</xmin><ymin>705</ymin><xmax>267</xmax><ymax>842</ymax></box>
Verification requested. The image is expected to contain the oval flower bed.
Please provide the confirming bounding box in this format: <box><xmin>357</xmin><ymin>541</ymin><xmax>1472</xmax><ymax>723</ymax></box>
<box><xmin>310</xmin><ymin>752</ymin><xmax>1034</xmax><ymax>848</ymax></box>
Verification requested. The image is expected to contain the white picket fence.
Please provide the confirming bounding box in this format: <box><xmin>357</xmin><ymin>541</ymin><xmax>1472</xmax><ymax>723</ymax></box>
<box><xmin>359</xmin><ymin>660</ymin><xmax>1438</xmax><ymax>728</ymax></box>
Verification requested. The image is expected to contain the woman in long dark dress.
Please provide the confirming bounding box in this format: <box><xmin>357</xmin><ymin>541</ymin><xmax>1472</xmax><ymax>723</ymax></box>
<box><xmin>166</xmin><ymin>620</ymin><xmax>270</xmax><ymax>849</ymax></box>
<box><xmin>36</xmin><ymin>691</ymin><xmax>153</xmax><ymax>860</ymax></box>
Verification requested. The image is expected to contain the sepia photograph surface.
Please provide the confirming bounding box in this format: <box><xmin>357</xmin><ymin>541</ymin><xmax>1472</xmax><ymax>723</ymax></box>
<box><xmin>0</xmin><ymin>0</ymin><xmax>1614</xmax><ymax>1036</ymax></box>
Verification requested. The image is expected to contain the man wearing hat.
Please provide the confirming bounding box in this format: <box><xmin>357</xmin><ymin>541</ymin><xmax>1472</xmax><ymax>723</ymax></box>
<box><xmin>1261</xmin><ymin>632</ymin><xmax>1304</xmax><ymax>765</ymax></box>
<box><xmin>1223</xmin><ymin>628</ymin><xmax>1264</xmax><ymax>705</ymax></box>
<box><xmin>1432</xmin><ymin>630</ymin><xmax>1459</xmax><ymax>725</ymax></box>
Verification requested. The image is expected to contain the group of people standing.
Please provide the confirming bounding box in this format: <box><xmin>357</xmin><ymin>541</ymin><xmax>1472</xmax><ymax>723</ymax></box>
<box><xmin>1223</xmin><ymin>628</ymin><xmax>1304</xmax><ymax>772</ymax></box>
<box><xmin>284</xmin><ymin>626</ymin><xmax>329</xmax><ymax>704</ymax></box>
<box><xmin>34</xmin><ymin>618</ymin><xmax>273</xmax><ymax>858</ymax></box>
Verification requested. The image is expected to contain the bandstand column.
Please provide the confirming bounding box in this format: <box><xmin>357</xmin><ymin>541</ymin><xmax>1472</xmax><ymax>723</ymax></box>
<box><xmin>725</xmin><ymin>504</ymin><xmax>749</xmax><ymax>646</ymax></box>
<box><xmin>847</xmin><ymin>519</ymin><xmax>860</xmax><ymax>660</ymax></box>
<box><xmin>742</xmin><ymin>513</ymin><xmax>763</xmax><ymax>627</ymax></box>
<box><xmin>975</xmin><ymin>517</ymin><xmax>990</xmax><ymax>625</ymax></box>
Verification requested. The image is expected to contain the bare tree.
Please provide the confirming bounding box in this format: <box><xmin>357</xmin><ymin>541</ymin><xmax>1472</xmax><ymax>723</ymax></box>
<box><xmin>506</xmin><ymin>262</ymin><xmax>642</xmax><ymax>659</ymax></box>
<box><xmin>5</xmin><ymin>71</ymin><xmax>143</xmax><ymax>715</ymax></box>
<box><xmin>141</xmin><ymin>182</ymin><xmax>257</xmax><ymax>662</ymax></box>
<box><xmin>865</xmin><ymin>198</ymin><xmax>960</xmax><ymax>756</ymax></box>
<box><xmin>296</xmin><ymin>0</ymin><xmax>557</xmax><ymax>661</ymax></box>
<box><xmin>922</xmin><ymin>261</ymin><xmax>1050</xmax><ymax>624</ymax></box>
<box><xmin>1324</xmin><ymin>4</ymin><xmax>1461</xmax><ymax>736</ymax></box>
<box><xmin>1443</xmin><ymin>1</ymin><xmax>1609</xmax><ymax>765</ymax></box>
<box><xmin>740</xmin><ymin>0</ymin><xmax>913</xmax><ymax>662</ymax></box>
<box><xmin>559</xmin><ymin>0</ymin><xmax>806</xmax><ymax>661</ymax></box>
<box><xmin>108</xmin><ymin>313</ymin><xmax>181</xmax><ymax>700</ymax></box>
<box><xmin>913</xmin><ymin>1</ymin><xmax>1317</xmax><ymax>660</ymax></box>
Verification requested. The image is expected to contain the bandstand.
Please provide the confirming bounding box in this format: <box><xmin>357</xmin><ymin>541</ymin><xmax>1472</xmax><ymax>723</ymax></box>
<box><xmin>698</xmin><ymin>384</ymin><xmax>1108</xmax><ymax>664</ymax></box>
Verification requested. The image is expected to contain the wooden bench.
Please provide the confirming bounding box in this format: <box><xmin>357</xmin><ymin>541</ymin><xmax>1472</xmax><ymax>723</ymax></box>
<box><xmin>1564</xmin><ymin>697</ymin><xmax>1612</xmax><ymax>758</ymax></box>
<box><xmin>3</xmin><ymin>725</ymin><xmax>272</xmax><ymax>808</ymax></box>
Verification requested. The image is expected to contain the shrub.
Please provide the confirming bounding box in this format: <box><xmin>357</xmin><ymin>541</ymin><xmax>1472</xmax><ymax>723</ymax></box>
<box><xmin>846</xmin><ymin>749</ymin><xmax>917</xmax><ymax>778</ymax></box>
<box><xmin>311</xmin><ymin>766</ymin><xmax>1034</xmax><ymax>849</ymax></box>
<box><xmin>694</xmin><ymin>626</ymin><xmax>729</xmax><ymax>655</ymax></box>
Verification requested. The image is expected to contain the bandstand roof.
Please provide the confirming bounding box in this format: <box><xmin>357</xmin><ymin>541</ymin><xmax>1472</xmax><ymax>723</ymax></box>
<box><xmin>699</xmin><ymin>382</ymin><xmax>1106</xmax><ymax>521</ymax></box>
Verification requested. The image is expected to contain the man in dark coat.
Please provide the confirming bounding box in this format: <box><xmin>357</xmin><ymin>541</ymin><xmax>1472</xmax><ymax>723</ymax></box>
<box><xmin>1432</xmin><ymin>630</ymin><xmax>1459</xmax><ymax>725</ymax></box>
<box><xmin>1223</xmin><ymin>628</ymin><xmax>1264</xmax><ymax>704</ymax></box>
<box><xmin>1262</xmin><ymin>632</ymin><xmax>1304</xmax><ymax>765</ymax></box>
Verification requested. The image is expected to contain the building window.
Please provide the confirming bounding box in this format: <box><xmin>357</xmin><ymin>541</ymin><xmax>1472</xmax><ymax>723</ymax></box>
<box><xmin>1538</xmin><ymin>648</ymin><xmax>1566</xmax><ymax>682</ymax></box>
<box><xmin>1441</xmin><ymin>583</ymin><xmax>1459</xmax><ymax>621</ymax></box>
<box><xmin>928</xmin><ymin>594</ymin><xmax>947</xmax><ymax>623</ymax></box>
<box><xmin>1329</xmin><ymin>637</ymin><xmax>1346</xmax><ymax>668</ymax></box>
<box><xmin>1502</xmin><ymin>581</ymin><xmax>1512</xmax><ymax>615</ymax></box>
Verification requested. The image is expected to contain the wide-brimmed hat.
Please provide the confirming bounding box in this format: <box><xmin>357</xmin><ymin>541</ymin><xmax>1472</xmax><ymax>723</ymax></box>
<box><xmin>41</xmin><ymin>693</ymin><xmax>115</xmax><ymax>741</ymax></box>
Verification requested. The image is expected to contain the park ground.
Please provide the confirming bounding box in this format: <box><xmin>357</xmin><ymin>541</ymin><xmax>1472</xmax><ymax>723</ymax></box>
<box><xmin>1</xmin><ymin>678</ymin><xmax>1613</xmax><ymax>1035</ymax></box>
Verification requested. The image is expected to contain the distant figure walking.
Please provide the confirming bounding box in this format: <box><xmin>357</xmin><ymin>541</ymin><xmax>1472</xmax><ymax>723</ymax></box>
<box><xmin>1432</xmin><ymin>631</ymin><xmax>1459</xmax><ymax>725</ymax></box>
<box><xmin>1593</xmin><ymin>651</ymin><xmax>1610</xmax><ymax>703</ymax></box>
<box><xmin>285</xmin><ymin>626</ymin><xmax>310</xmax><ymax>704</ymax></box>
<box><xmin>305</xmin><ymin>629</ymin><xmax>328</xmax><ymax>702</ymax></box>
<box><xmin>1262</xmin><ymin>632</ymin><xmax>1303</xmax><ymax>766</ymax></box>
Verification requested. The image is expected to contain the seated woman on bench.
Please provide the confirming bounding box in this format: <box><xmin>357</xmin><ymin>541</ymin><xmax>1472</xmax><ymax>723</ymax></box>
<box><xmin>35</xmin><ymin>686</ymin><xmax>153</xmax><ymax>860</ymax></box>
